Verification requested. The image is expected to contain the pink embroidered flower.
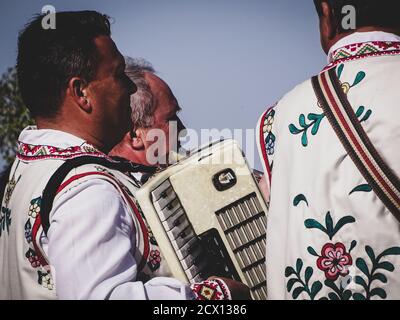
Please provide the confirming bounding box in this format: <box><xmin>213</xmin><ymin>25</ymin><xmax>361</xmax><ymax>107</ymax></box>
<box><xmin>317</xmin><ymin>243</ymin><xmax>352</xmax><ymax>281</ymax></box>
<box><xmin>149</xmin><ymin>250</ymin><xmax>161</xmax><ymax>266</ymax></box>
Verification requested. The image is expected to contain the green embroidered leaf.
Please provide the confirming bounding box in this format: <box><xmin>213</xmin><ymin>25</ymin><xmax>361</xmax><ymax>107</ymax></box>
<box><xmin>377</xmin><ymin>261</ymin><xmax>395</xmax><ymax>272</ymax></box>
<box><xmin>305</xmin><ymin>267</ymin><xmax>313</xmax><ymax>285</ymax></box>
<box><xmin>352</xmin><ymin>71</ymin><xmax>366</xmax><ymax>87</ymax></box>
<box><xmin>356</xmin><ymin>258</ymin><xmax>370</xmax><ymax>277</ymax></box>
<box><xmin>305</xmin><ymin>219</ymin><xmax>327</xmax><ymax>234</ymax></box>
<box><xmin>372</xmin><ymin>273</ymin><xmax>388</xmax><ymax>284</ymax></box>
<box><xmin>370</xmin><ymin>288</ymin><xmax>387</xmax><ymax>299</ymax></box>
<box><xmin>324</xmin><ymin>280</ymin><xmax>341</xmax><ymax>296</ymax></box>
<box><xmin>296</xmin><ymin>259</ymin><xmax>303</xmax><ymax>274</ymax></box>
<box><xmin>355</xmin><ymin>106</ymin><xmax>365</xmax><ymax>118</ymax></box>
<box><xmin>353</xmin><ymin>293</ymin><xmax>367</xmax><ymax>300</ymax></box>
<box><xmin>349</xmin><ymin>240</ymin><xmax>357</xmax><ymax>253</ymax></box>
<box><xmin>287</xmin><ymin>278</ymin><xmax>299</xmax><ymax>292</ymax></box>
<box><xmin>292</xmin><ymin>287</ymin><xmax>305</xmax><ymax>300</ymax></box>
<box><xmin>360</xmin><ymin>110</ymin><xmax>372</xmax><ymax>122</ymax></box>
<box><xmin>293</xmin><ymin>194</ymin><xmax>308</xmax><ymax>207</ymax></box>
<box><xmin>355</xmin><ymin>276</ymin><xmax>368</xmax><ymax>291</ymax></box>
<box><xmin>343</xmin><ymin>290</ymin><xmax>352</xmax><ymax>300</ymax></box>
<box><xmin>307</xmin><ymin>246</ymin><xmax>319</xmax><ymax>257</ymax></box>
<box><xmin>289</xmin><ymin>124</ymin><xmax>301</xmax><ymax>135</ymax></box>
<box><xmin>378</xmin><ymin>247</ymin><xmax>400</xmax><ymax>259</ymax></box>
<box><xmin>319</xmin><ymin>297</ymin><xmax>329</xmax><ymax>300</ymax></box>
<box><xmin>328</xmin><ymin>292</ymin><xmax>340</xmax><ymax>300</ymax></box>
<box><xmin>366</xmin><ymin>246</ymin><xmax>376</xmax><ymax>263</ymax></box>
<box><xmin>349</xmin><ymin>184</ymin><xmax>372</xmax><ymax>195</ymax></box>
<box><xmin>301</xmin><ymin>131</ymin><xmax>308</xmax><ymax>147</ymax></box>
<box><xmin>310</xmin><ymin>281</ymin><xmax>322</xmax><ymax>299</ymax></box>
<box><xmin>308</xmin><ymin>113</ymin><xmax>319</xmax><ymax>121</ymax></box>
<box><xmin>299</xmin><ymin>114</ymin><xmax>307</xmax><ymax>128</ymax></box>
<box><xmin>332</xmin><ymin>216</ymin><xmax>356</xmax><ymax>237</ymax></box>
<box><xmin>337</xmin><ymin>64</ymin><xmax>344</xmax><ymax>79</ymax></box>
<box><xmin>325</xmin><ymin>212</ymin><xmax>334</xmax><ymax>238</ymax></box>
<box><xmin>285</xmin><ymin>266</ymin><xmax>296</xmax><ymax>277</ymax></box>
<box><xmin>311</xmin><ymin>116</ymin><xmax>324</xmax><ymax>136</ymax></box>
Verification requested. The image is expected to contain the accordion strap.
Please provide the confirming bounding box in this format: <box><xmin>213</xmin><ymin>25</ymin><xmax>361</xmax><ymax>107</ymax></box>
<box><xmin>311</xmin><ymin>67</ymin><xmax>400</xmax><ymax>221</ymax></box>
<box><xmin>40</xmin><ymin>156</ymin><xmax>156</xmax><ymax>236</ymax></box>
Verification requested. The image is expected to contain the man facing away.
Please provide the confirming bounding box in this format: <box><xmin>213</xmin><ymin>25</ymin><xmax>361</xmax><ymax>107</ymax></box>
<box><xmin>110</xmin><ymin>58</ymin><xmax>186</xmax><ymax>182</ymax></box>
<box><xmin>0</xmin><ymin>11</ymin><xmax>249</xmax><ymax>300</ymax></box>
<box><xmin>257</xmin><ymin>0</ymin><xmax>400</xmax><ymax>300</ymax></box>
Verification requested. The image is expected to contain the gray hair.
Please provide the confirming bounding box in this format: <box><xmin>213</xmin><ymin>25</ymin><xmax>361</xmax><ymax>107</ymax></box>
<box><xmin>124</xmin><ymin>57</ymin><xmax>156</xmax><ymax>129</ymax></box>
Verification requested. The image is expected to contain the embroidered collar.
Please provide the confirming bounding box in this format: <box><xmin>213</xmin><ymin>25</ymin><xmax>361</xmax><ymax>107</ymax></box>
<box><xmin>324</xmin><ymin>40</ymin><xmax>400</xmax><ymax>71</ymax></box>
<box><xmin>327</xmin><ymin>31</ymin><xmax>400</xmax><ymax>62</ymax></box>
<box><xmin>16</xmin><ymin>126</ymin><xmax>110</xmax><ymax>161</ymax></box>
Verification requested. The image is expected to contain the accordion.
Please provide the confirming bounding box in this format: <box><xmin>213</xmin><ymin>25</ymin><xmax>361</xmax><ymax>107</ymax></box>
<box><xmin>136</xmin><ymin>140</ymin><xmax>268</xmax><ymax>300</ymax></box>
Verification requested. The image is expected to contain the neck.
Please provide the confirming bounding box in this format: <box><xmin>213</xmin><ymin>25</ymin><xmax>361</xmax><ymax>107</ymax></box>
<box><xmin>35</xmin><ymin>117</ymin><xmax>110</xmax><ymax>154</ymax></box>
<box><xmin>328</xmin><ymin>26</ymin><xmax>400</xmax><ymax>53</ymax></box>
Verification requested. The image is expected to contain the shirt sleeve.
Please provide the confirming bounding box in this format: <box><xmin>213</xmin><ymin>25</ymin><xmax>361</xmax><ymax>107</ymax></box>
<box><xmin>46</xmin><ymin>178</ymin><xmax>194</xmax><ymax>300</ymax></box>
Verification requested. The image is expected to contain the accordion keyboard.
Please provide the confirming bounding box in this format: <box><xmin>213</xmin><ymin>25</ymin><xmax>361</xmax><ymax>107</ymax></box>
<box><xmin>215</xmin><ymin>193</ymin><xmax>267</xmax><ymax>300</ymax></box>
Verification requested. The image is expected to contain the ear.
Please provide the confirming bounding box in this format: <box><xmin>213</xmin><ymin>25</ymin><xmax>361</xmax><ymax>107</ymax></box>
<box><xmin>68</xmin><ymin>77</ymin><xmax>92</xmax><ymax>113</ymax></box>
<box><xmin>131</xmin><ymin>129</ymin><xmax>145</xmax><ymax>150</ymax></box>
<box><xmin>320</xmin><ymin>1</ymin><xmax>337</xmax><ymax>40</ymax></box>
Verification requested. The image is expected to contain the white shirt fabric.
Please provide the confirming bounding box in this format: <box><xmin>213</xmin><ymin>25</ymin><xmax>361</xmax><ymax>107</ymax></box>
<box><xmin>18</xmin><ymin>128</ymin><xmax>194</xmax><ymax>300</ymax></box>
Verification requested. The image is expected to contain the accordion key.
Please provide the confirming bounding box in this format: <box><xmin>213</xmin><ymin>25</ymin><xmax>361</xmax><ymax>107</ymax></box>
<box><xmin>136</xmin><ymin>140</ymin><xmax>268</xmax><ymax>300</ymax></box>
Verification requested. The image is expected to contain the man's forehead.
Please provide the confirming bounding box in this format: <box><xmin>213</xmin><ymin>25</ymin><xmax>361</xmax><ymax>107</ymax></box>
<box><xmin>94</xmin><ymin>35</ymin><xmax>124</xmax><ymax>68</ymax></box>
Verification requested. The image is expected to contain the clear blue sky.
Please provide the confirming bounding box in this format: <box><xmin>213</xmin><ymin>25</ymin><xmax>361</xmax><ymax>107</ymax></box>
<box><xmin>0</xmin><ymin>0</ymin><xmax>327</xmax><ymax>170</ymax></box>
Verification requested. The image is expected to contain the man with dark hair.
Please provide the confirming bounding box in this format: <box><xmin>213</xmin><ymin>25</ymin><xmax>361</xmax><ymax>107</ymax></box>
<box><xmin>0</xmin><ymin>11</ymin><xmax>249</xmax><ymax>300</ymax></box>
<box><xmin>257</xmin><ymin>1</ymin><xmax>400</xmax><ymax>299</ymax></box>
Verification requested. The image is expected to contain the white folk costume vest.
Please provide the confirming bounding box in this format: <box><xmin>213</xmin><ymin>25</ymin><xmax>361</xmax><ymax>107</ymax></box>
<box><xmin>257</xmin><ymin>40</ymin><xmax>400</xmax><ymax>300</ymax></box>
<box><xmin>0</xmin><ymin>140</ymin><xmax>171</xmax><ymax>299</ymax></box>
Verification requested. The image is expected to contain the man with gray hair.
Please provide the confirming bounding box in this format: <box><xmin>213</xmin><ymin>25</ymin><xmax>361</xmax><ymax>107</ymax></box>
<box><xmin>110</xmin><ymin>57</ymin><xmax>186</xmax><ymax>175</ymax></box>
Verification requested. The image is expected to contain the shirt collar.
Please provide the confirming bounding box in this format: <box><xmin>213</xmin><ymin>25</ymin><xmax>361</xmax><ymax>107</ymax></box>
<box><xmin>17</xmin><ymin>126</ymin><xmax>108</xmax><ymax>161</ymax></box>
<box><xmin>18</xmin><ymin>126</ymin><xmax>87</xmax><ymax>148</ymax></box>
<box><xmin>327</xmin><ymin>31</ymin><xmax>400</xmax><ymax>63</ymax></box>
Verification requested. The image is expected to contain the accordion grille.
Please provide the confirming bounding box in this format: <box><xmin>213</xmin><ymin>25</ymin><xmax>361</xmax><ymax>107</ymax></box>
<box><xmin>215</xmin><ymin>193</ymin><xmax>267</xmax><ymax>300</ymax></box>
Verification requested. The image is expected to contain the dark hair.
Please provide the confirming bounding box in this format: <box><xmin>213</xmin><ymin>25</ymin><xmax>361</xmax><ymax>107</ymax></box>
<box><xmin>17</xmin><ymin>11</ymin><xmax>111</xmax><ymax>118</ymax></box>
<box><xmin>314</xmin><ymin>0</ymin><xmax>400</xmax><ymax>33</ymax></box>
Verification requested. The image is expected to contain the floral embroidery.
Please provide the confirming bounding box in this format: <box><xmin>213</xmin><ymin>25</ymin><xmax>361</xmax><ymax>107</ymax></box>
<box><xmin>289</xmin><ymin>64</ymin><xmax>372</xmax><ymax>147</ymax></box>
<box><xmin>37</xmin><ymin>271</ymin><xmax>54</xmax><ymax>291</ymax></box>
<box><xmin>263</xmin><ymin>110</ymin><xmax>276</xmax><ymax>156</ymax></box>
<box><xmin>0</xmin><ymin>162</ymin><xmax>21</xmax><ymax>238</ymax></box>
<box><xmin>316</xmin><ymin>243</ymin><xmax>353</xmax><ymax>281</ymax></box>
<box><xmin>0</xmin><ymin>207</ymin><xmax>12</xmax><ymax>238</ymax></box>
<box><xmin>148</xmin><ymin>250</ymin><xmax>161</xmax><ymax>271</ymax></box>
<box><xmin>286</xmin><ymin>194</ymin><xmax>400</xmax><ymax>300</ymax></box>
<box><xmin>24</xmin><ymin>219</ymin><xmax>32</xmax><ymax>243</ymax></box>
<box><xmin>349</xmin><ymin>184</ymin><xmax>373</xmax><ymax>195</ymax></box>
<box><xmin>28</xmin><ymin>197</ymin><xmax>41</xmax><ymax>218</ymax></box>
<box><xmin>25</xmin><ymin>248</ymin><xmax>41</xmax><ymax>268</ymax></box>
<box><xmin>285</xmin><ymin>259</ymin><xmax>323</xmax><ymax>300</ymax></box>
<box><xmin>353</xmin><ymin>246</ymin><xmax>400</xmax><ymax>300</ymax></box>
